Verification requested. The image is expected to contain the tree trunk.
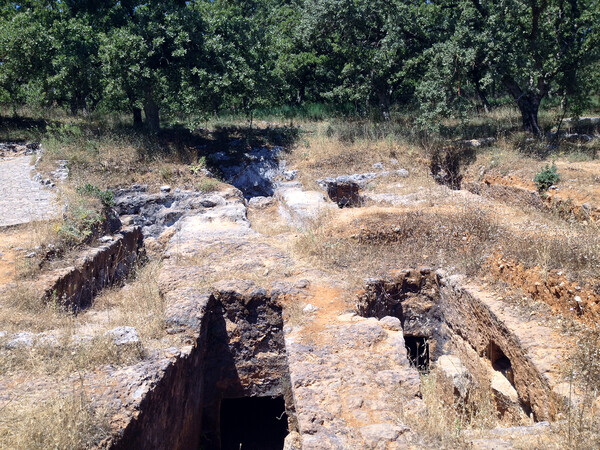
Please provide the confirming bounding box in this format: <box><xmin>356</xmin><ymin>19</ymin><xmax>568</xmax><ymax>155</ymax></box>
<box><xmin>475</xmin><ymin>83</ymin><xmax>491</xmax><ymax>113</ymax></box>
<box><xmin>376</xmin><ymin>86</ymin><xmax>391</xmax><ymax>121</ymax></box>
<box><xmin>143</xmin><ymin>90</ymin><xmax>160</xmax><ymax>131</ymax></box>
<box><xmin>132</xmin><ymin>107</ymin><xmax>143</xmax><ymax>127</ymax></box>
<box><xmin>296</xmin><ymin>83</ymin><xmax>306</xmax><ymax>105</ymax></box>
<box><xmin>502</xmin><ymin>75</ymin><xmax>543</xmax><ymax>135</ymax></box>
<box><xmin>516</xmin><ymin>93</ymin><xmax>541</xmax><ymax>135</ymax></box>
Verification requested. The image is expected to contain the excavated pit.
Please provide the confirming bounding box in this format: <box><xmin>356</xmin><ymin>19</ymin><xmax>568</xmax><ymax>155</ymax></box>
<box><xmin>356</xmin><ymin>269</ymin><xmax>556</xmax><ymax>423</ymax></box>
<box><xmin>110</xmin><ymin>290</ymin><xmax>296</xmax><ymax>450</ymax></box>
<box><xmin>199</xmin><ymin>289</ymin><xmax>296</xmax><ymax>450</ymax></box>
<box><xmin>404</xmin><ymin>336</ymin><xmax>430</xmax><ymax>371</ymax></box>
<box><xmin>220</xmin><ymin>397</ymin><xmax>288</xmax><ymax>450</ymax></box>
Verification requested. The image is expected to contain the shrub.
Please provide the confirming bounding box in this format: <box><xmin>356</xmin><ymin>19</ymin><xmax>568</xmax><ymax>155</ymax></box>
<box><xmin>534</xmin><ymin>163</ymin><xmax>560</xmax><ymax>192</ymax></box>
<box><xmin>197</xmin><ymin>178</ymin><xmax>220</xmax><ymax>193</ymax></box>
<box><xmin>76</xmin><ymin>183</ymin><xmax>114</xmax><ymax>208</ymax></box>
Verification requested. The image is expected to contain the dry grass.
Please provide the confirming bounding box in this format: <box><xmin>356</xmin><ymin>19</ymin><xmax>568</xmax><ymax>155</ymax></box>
<box><xmin>288</xmin><ymin>125</ymin><xmax>426</xmax><ymax>189</ymax></box>
<box><xmin>0</xmin><ymin>333</ymin><xmax>143</xmax><ymax>377</ymax></box>
<box><xmin>0</xmin><ymin>261</ymin><xmax>164</xmax><ymax>377</ymax></box>
<box><xmin>247</xmin><ymin>205</ymin><xmax>295</xmax><ymax>237</ymax></box>
<box><xmin>91</xmin><ymin>260</ymin><xmax>166</xmax><ymax>343</ymax></box>
<box><xmin>0</xmin><ymin>262</ymin><xmax>165</xmax><ymax>448</ymax></box>
<box><xmin>292</xmin><ymin>205</ymin><xmax>500</xmax><ymax>288</ymax></box>
<box><xmin>0</xmin><ymin>282</ymin><xmax>71</xmax><ymax>332</ymax></box>
<box><xmin>403</xmin><ymin>371</ymin><xmax>499</xmax><ymax>447</ymax></box>
<box><xmin>0</xmin><ymin>390</ymin><xmax>110</xmax><ymax>449</ymax></box>
<box><xmin>37</xmin><ymin>123</ymin><xmax>211</xmax><ymax>193</ymax></box>
<box><xmin>555</xmin><ymin>325</ymin><xmax>600</xmax><ymax>448</ymax></box>
<box><xmin>501</xmin><ymin>225</ymin><xmax>600</xmax><ymax>281</ymax></box>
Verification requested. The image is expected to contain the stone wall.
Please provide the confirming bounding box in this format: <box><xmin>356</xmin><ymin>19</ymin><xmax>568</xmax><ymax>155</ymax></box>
<box><xmin>440</xmin><ymin>276</ymin><xmax>561</xmax><ymax>420</ymax></box>
<box><xmin>40</xmin><ymin>226</ymin><xmax>145</xmax><ymax>310</ymax></box>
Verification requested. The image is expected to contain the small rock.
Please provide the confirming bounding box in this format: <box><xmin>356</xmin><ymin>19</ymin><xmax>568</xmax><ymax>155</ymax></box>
<box><xmin>25</xmin><ymin>252</ymin><xmax>36</xmax><ymax>258</ymax></box>
<box><xmin>105</xmin><ymin>326</ymin><xmax>141</xmax><ymax>347</ymax></box>
<box><xmin>294</xmin><ymin>279</ymin><xmax>310</xmax><ymax>289</ymax></box>
<box><xmin>160</xmin><ymin>185</ymin><xmax>171</xmax><ymax>193</ymax></box>
<box><xmin>99</xmin><ymin>236</ymin><xmax>113</xmax><ymax>243</ymax></box>
<box><xmin>373</xmin><ymin>162</ymin><xmax>384</xmax><ymax>170</ymax></box>
<box><xmin>200</xmin><ymin>199</ymin><xmax>218</xmax><ymax>208</ymax></box>
<box><xmin>359</xmin><ymin>424</ymin><xmax>409</xmax><ymax>447</ymax></box>
<box><xmin>5</xmin><ymin>332</ymin><xmax>34</xmax><ymax>349</ymax></box>
<box><xmin>395</xmin><ymin>169</ymin><xmax>409</xmax><ymax>177</ymax></box>
<box><xmin>303</xmin><ymin>304</ymin><xmax>319</xmax><ymax>314</ymax></box>
<box><xmin>283</xmin><ymin>170</ymin><xmax>298</xmax><ymax>181</ymax></box>
<box><xmin>283</xmin><ymin>431</ymin><xmax>302</xmax><ymax>450</ymax></box>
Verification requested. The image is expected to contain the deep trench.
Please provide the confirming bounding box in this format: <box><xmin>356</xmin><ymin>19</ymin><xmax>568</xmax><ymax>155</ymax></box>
<box><xmin>199</xmin><ymin>292</ymin><xmax>295</xmax><ymax>450</ymax></box>
<box><xmin>220</xmin><ymin>397</ymin><xmax>288</xmax><ymax>450</ymax></box>
<box><xmin>355</xmin><ymin>271</ymin><xmax>537</xmax><ymax>422</ymax></box>
<box><xmin>111</xmin><ymin>292</ymin><xmax>296</xmax><ymax>450</ymax></box>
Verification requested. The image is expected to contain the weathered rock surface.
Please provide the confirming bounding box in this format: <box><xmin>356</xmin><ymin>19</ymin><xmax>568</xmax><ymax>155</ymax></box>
<box><xmin>286</xmin><ymin>300</ymin><xmax>423</xmax><ymax>448</ymax></box>
<box><xmin>114</xmin><ymin>187</ymin><xmax>233</xmax><ymax>238</ymax></box>
<box><xmin>440</xmin><ymin>274</ymin><xmax>569</xmax><ymax>421</ymax></box>
<box><xmin>276</xmin><ymin>182</ymin><xmax>335</xmax><ymax>227</ymax></box>
<box><xmin>434</xmin><ymin>355</ymin><xmax>474</xmax><ymax>405</ymax></box>
<box><xmin>356</xmin><ymin>269</ymin><xmax>569</xmax><ymax>423</ymax></box>
<box><xmin>316</xmin><ymin>169</ymin><xmax>409</xmax><ymax>189</ymax></box>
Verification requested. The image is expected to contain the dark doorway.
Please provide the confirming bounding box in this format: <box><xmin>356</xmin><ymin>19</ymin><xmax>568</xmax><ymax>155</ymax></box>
<box><xmin>404</xmin><ymin>336</ymin><xmax>430</xmax><ymax>371</ymax></box>
<box><xmin>220</xmin><ymin>396</ymin><xmax>288</xmax><ymax>450</ymax></box>
<box><xmin>485</xmin><ymin>341</ymin><xmax>514</xmax><ymax>385</ymax></box>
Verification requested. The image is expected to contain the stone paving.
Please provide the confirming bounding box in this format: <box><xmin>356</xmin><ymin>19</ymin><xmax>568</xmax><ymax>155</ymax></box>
<box><xmin>0</xmin><ymin>156</ymin><xmax>58</xmax><ymax>227</ymax></box>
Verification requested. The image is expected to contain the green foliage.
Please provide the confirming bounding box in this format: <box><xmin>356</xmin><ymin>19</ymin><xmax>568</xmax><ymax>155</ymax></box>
<box><xmin>58</xmin><ymin>205</ymin><xmax>104</xmax><ymax>246</ymax></box>
<box><xmin>189</xmin><ymin>157</ymin><xmax>207</xmax><ymax>175</ymax></box>
<box><xmin>534</xmin><ymin>163</ymin><xmax>561</xmax><ymax>192</ymax></box>
<box><xmin>418</xmin><ymin>0</ymin><xmax>600</xmax><ymax>134</ymax></box>
<box><xmin>0</xmin><ymin>0</ymin><xmax>599</xmax><ymax>134</ymax></box>
<box><xmin>76</xmin><ymin>184</ymin><xmax>115</xmax><ymax>208</ymax></box>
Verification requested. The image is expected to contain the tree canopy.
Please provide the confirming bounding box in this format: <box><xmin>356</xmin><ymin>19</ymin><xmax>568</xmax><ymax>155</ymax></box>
<box><xmin>0</xmin><ymin>0</ymin><xmax>599</xmax><ymax>132</ymax></box>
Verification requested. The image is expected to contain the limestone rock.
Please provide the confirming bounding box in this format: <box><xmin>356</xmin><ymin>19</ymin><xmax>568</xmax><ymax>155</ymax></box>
<box><xmin>283</xmin><ymin>431</ymin><xmax>302</xmax><ymax>450</ymax></box>
<box><xmin>105</xmin><ymin>326</ymin><xmax>141</xmax><ymax>347</ymax></box>
<box><xmin>490</xmin><ymin>371</ymin><xmax>519</xmax><ymax>415</ymax></box>
<box><xmin>359</xmin><ymin>424</ymin><xmax>409</xmax><ymax>448</ymax></box>
<box><xmin>378</xmin><ymin>316</ymin><xmax>402</xmax><ymax>331</ymax></box>
<box><xmin>435</xmin><ymin>355</ymin><xmax>474</xmax><ymax>404</ymax></box>
<box><xmin>248</xmin><ymin>196</ymin><xmax>275</xmax><ymax>209</ymax></box>
<box><xmin>212</xmin><ymin>146</ymin><xmax>284</xmax><ymax>198</ymax></box>
<box><xmin>4</xmin><ymin>331</ymin><xmax>34</xmax><ymax>348</ymax></box>
<box><xmin>276</xmin><ymin>182</ymin><xmax>335</xmax><ymax>227</ymax></box>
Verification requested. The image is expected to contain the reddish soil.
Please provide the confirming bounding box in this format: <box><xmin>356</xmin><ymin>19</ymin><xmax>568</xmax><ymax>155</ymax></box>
<box><xmin>486</xmin><ymin>252</ymin><xmax>600</xmax><ymax>323</ymax></box>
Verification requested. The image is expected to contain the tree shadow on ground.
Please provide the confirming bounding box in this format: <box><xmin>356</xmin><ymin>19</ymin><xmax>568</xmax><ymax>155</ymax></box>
<box><xmin>114</xmin><ymin>123</ymin><xmax>301</xmax><ymax>166</ymax></box>
<box><xmin>0</xmin><ymin>115</ymin><xmax>48</xmax><ymax>141</ymax></box>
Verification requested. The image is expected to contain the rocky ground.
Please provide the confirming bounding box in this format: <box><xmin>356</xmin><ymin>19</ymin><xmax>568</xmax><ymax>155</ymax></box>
<box><xmin>0</xmin><ymin>125</ymin><xmax>599</xmax><ymax>449</ymax></box>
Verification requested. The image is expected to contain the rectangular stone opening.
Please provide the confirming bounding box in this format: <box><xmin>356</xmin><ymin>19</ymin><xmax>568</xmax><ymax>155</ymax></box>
<box><xmin>485</xmin><ymin>341</ymin><xmax>514</xmax><ymax>386</ymax></box>
<box><xmin>199</xmin><ymin>290</ymin><xmax>296</xmax><ymax>449</ymax></box>
<box><xmin>404</xmin><ymin>335</ymin><xmax>430</xmax><ymax>371</ymax></box>
<box><xmin>220</xmin><ymin>396</ymin><xmax>288</xmax><ymax>450</ymax></box>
